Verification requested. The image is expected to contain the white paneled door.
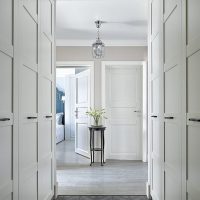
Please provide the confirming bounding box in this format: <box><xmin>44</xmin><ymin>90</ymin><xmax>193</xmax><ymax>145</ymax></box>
<box><xmin>106</xmin><ymin>66</ymin><xmax>142</xmax><ymax>160</ymax></box>
<box><xmin>75</xmin><ymin>70</ymin><xmax>91</xmax><ymax>158</ymax></box>
<box><xmin>0</xmin><ymin>1</ymin><xmax>14</xmax><ymax>199</ymax></box>
<box><xmin>186</xmin><ymin>0</ymin><xmax>200</xmax><ymax>199</ymax></box>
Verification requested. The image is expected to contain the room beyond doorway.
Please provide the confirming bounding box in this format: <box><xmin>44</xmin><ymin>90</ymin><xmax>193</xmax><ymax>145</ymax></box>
<box><xmin>55</xmin><ymin>61</ymin><xmax>148</xmax><ymax>196</ymax></box>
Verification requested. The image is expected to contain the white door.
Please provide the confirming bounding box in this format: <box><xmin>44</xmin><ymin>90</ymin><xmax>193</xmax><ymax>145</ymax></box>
<box><xmin>0</xmin><ymin>0</ymin><xmax>14</xmax><ymax>199</ymax></box>
<box><xmin>186</xmin><ymin>0</ymin><xmax>200</xmax><ymax>198</ymax></box>
<box><xmin>75</xmin><ymin>70</ymin><xmax>90</xmax><ymax>158</ymax></box>
<box><xmin>19</xmin><ymin>1</ymin><xmax>38</xmax><ymax>199</ymax></box>
<box><xmin>106</xmin><ymin>66</ymin><xmax>142</xmax><ymax>160</ymax></box>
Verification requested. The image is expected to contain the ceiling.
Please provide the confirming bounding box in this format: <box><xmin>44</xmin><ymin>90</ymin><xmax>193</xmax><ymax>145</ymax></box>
<box><xmin>56</xmin><ymin>0</ymin><xmax>148</xmax><ymax>46</ymax></box>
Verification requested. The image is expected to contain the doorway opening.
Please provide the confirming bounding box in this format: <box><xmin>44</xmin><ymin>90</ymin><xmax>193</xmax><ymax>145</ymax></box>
<box><xmin>55</xmin><ymin>61</ymin><xmax>148</xmax><ymax>196</ymax></box>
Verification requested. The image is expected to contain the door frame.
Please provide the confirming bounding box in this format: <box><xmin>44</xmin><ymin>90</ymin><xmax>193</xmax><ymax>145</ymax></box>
<box><xmin>56</xmin><ymin>61</ymin><xmax>95</xmax><ymax>145</ymax></box>
<box><xmin>101</xmin><ymin>61</ymin><xmax>148</xmax><ymax>162</ymax></box>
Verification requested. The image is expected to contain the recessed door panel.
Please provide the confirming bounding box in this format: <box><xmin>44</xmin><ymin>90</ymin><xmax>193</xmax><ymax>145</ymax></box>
<box><xmin>151</xmin><ymin>78</ymin><xmax>159</xmax><ymax>114</ymax></box>
<box><xmin>41</xmin><ymin>34</ymin><xmax>52</xmax><ymax>78</ymax></box>
<box><xmin>21</xmin><ymin>8</ymin><xmax>37</xmax><ymax>69</ymax></box>
<box><xmin>20</xmin><ymin>66</ymin><xmax>37</xmax><ymax>115</ymax></box>
<box><xmin>164</xmin><ymin>6</ymin><xmax>181</xmax><ymax>65</ymax></box>
<box><xmin>0</xmin><ymin>0</ymin><xmax>13</xmax><ymax>45</ymax></box>
<box><xmin>110</xmin><ymin>125</ymin><xmax>138</xmax><ymax>155</ymax></box>
<box><xmin>152</xmin><ymin>159</ymin><xmax>162</xmax><ymax>200</ymax></box>
<box><xmin>151</xmin><ymin>0</ymin><xmax>160</xmax><ymax>37</ymax></box>
<box><xmin>165</xmin><ymin>123</ymin><xmax>180</xmax><ymax>169</ymax></box>
<box><xmin>0</xmin><ymin>52</ymin><xmax>12</xmax><ymax>113</ymax></box>
<box><xmin>0</xmin><ymin>126</ymin><xmax>12</xmax><ymax>189</ymax></box>
<box><xmin>38</xmin><ymin>120</ymin><xmax>52</xmax><ymax>160</ymax></box>
<box><xmin>20</xmin><ymin>173</ymin><xmax>37</xmax><ymax>200</ymax></box>
<box><xmin>77</xmin><ymin>124</ymin><xmax>88</xmax><ymax>153</ymax></box>
<box><xmin>152</xmin><ymin>119</ymin><xmax>160</xmax><ymax>156</ymax></box>
<box><xmin>41</xmin><ymin>0</ymin><xmax>52</xmax><ymax>36</ymax></box>
<box><xmin>165</xmin><ymin>66</ymin><xmax>180</xmax><ymax>114</ymax></box>
<box><xmin>39</xmin><ymin>77</ymin><xmax>52</xmax><ymax>114</ymax></box>
<box><xmin>187</xmin><ymin>50</ymin><xmax>200</xmax><ymax>113</ymax></box>
<box><xmin>151</xmin><ymin>34</ymin><xmax>160</xmax><ymax>76</ymax></box>
<box><xmin>77</xmin><ymin>76</ymin><xmax>88</xmax><ymax>104</ymax></box>
<box><xmin>165</xmin><ymin>170</ymin><xmax>181</xmax><ymax>200</ymax></box>
<box><xmin>110</xmin><ymin>68</ymin><xmax>137</xmax><ymax>107</ymax></box>
<box><xmin>164</xmin><ymin>0</ymin><xmax>177</xmax><ymax>15</ymax></box>
<box><xmin>187</xmin><ymin>0</ymin><xmax>200</xmax><ymax>44</ymax></box>
<box><xmin>21</xmin><ymin>123</ymin><xmax>37</xmax><ymax>169</ymax></box>
<box><xmin>38</xmin><ymin>158</ymin><xmax>52</xmax><ymax>200</ymax></box>
<box><xmin>187</xmin><ymin>125</ymin><xmax>200</xmax><ymax>199</ymax></box>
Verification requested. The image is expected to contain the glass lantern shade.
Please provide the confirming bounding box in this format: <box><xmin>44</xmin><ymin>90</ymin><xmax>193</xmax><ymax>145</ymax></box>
<box><xmin>92</xmin><ymin>38</ymin><xmax>105</xmax><ymax>59</ymax></box>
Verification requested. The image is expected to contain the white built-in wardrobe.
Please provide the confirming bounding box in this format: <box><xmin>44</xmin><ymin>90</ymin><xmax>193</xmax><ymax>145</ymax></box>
<box><xmin>0</xmin><ymin>0</ymin><xmax>55</xmax><ymax>200</ymax></box>
<box><xmin>149</xmin><ymin>0</ymin><xmax>200</xmax><ymax>200</ymax></box>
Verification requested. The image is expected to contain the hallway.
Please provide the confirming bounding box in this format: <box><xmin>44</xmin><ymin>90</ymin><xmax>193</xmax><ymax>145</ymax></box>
<box><xmin>56</xmin><ymin>141</ymin><xmax>148</xmax><ymax>195</ymax></box>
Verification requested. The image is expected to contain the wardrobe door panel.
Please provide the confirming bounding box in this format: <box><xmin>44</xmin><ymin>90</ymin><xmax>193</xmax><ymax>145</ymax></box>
<box><xmin>151</xmin><ymin>0</ymin><xmax>160</xmax><ymax>37</ymax></box>
<box><xmin>187</xmin><ymin>125</ymin><xmax>200</xmax><ymax>200</ymax></box>
<box><xmin>41</xmin><ymin>0</ymin><xmax>52</xmax><ymax>37</ymax></box>
<box><xmin>187</xmin><ymin>0</ymin><xmax>200</xmax><ymax>45</ymax></box>
<box><xmin>0</xmin><ymin>52</ymin><xmax>12</xmax><ymax>113</ymax></box>
<box><xmin>151</xmin><ymin>78</ymin><xmax>159</xmax><ymax>114</ymax></box>
<box><xmin>19</xmin><ymin>173</ymin><xmax>37</xmax><ymax>200</ymax></box>
<box><xmin>41</xmin><ymin>34</ymin><xmax>52</xmax><ymax>79</ymax></box>
<box><xmin>0</xmin><ymin>126</ymin><xmax>12</xmax><ymax>200</ymax></box>
<box><xmin>19</xmin><ymin>3</ymin><xmax>38</xmax><ymax>200</ymax></box>
<box><xmin>21</xmin><ymin>123</ymin><xmax>37</xmax><ymax>168</ymax></box>
<box><xmin>20</xmin><ymin>66</ymin><xmax>37</xmax><ymax>116</ymax></box>
<box><xmin>165</xmin><ymin>66</ymin><xmax>180</xmax><ymax>114</ymax></box>
<box><xmin>165</xmin><ymin>169</ymin><xmax>181</xmax><ymax>200</ymax></box>
<box><xmin>164</xmin><ymin>6</ymin><xmax>181</xmax><ymax>66</ymax></box>
<box><xmin>165</xmin><ymin>123</ymin><xmax>180</xmax><ymax>169</ymax></box>
<box><xmin>187</xmin><ymin>50</ymin><xmax>200</xmax><ymax>113</ymax></box>
<box><xmin>38</xmin><ymin>120</ymin><xmax>52</xmax><ymax>160</ymax></box>
<box><xmin>0</xmin><ymin>0</ymin><xmax>13</xmax><ymax>46</ymax></box>
<box><xmin>38</xmin><ymin>158</ymin><xmax>52</xmax><ymax>200</ymax></box>
<box><xmin>21</xmin><ymin>8</ymin><xmax>38</xmax><ymax>71</ymax></box>
<box><xmin>151</xmin><ymin>34</ymin><xmax>160</xmax><ymax>77</ymax></box>
<box><xmin>39</xmin><ymin>77</ymin><xmax>52</xmax><ymax>114</ymax></box>
<box><xmin>164</xmin><ymin>0</ymin><xmax>177</xmax><ymax>15</ymax></box>
<box><xmin>38</xmin><ymin>1</ymin><xmax>54</xmax><ymax>199</ymax></box>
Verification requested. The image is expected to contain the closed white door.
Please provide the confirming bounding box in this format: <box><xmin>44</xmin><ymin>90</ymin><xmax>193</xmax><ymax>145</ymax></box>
<box><xmin>163</xmin><ymin>1</ymin><xmax>182</xmax><ymax>200</ymax></box>
<box><xmin>0</xmin><ymin>0</ymin><xmax>14</xmax><ymax>199</ymax></box>
<box><xmin>186</xmin><ymin>0</ymin><xmax>200</xmax><ymax>198</ymax></box>
<box><xmin>75</xmin><ymin>70</ymin><xmax>91</xmax><ymax>158</ymax></box>
<box><xmin>106</xmin><ymin>66</ymin><xmax>142</xmax><ymax>160</ymax></box>
<box><xmin>18</xmin><ymin>1</ymin><xmax>38</xmax><ymax>199</ymax></box>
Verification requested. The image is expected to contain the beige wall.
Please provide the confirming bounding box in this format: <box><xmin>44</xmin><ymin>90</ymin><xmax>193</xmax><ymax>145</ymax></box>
<box><xmin>56</xmin><ymin>46</ymin><xmax>148</xmax><ymax>107</ymax></box>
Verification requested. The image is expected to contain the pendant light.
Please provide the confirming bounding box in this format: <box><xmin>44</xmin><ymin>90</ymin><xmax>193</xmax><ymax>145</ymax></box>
<box><xmin>92</xmin><ymin>20</ymin><xmax>105</xmax><ymax>59</ymax></box>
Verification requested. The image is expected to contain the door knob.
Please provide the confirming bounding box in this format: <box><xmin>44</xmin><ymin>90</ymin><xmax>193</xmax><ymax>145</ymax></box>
<box><xmin>134</xmin><ymin>110</ymin><xmax>140</xmax><ymax>113</ymax></box>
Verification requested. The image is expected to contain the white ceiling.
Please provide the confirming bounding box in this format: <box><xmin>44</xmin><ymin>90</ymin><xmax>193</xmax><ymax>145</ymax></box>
<box><xmin>56</xmin><ymin>0</ymin><xmax>148</xmax><ymax>46</ymax></box>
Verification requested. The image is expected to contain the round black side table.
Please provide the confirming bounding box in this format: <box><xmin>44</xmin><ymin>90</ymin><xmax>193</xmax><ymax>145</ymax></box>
<box><xmin>88</xmin><ymin>126</ymin><xmax>106</xmax><ymax>166</ymax></box>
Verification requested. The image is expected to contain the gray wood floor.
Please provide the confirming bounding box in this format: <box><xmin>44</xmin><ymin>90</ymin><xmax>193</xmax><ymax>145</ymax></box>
<box><xmin>57</xmin><ymin>196</ymin><xmax>148</xmax><ymax>200</ymax></box>
<box><xmin>56</xmin><ymin>141</ymin><xmax>148</xmax><ymax>196</ymax></box>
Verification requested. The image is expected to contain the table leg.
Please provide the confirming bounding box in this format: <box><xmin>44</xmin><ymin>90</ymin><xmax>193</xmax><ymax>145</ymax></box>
<box><xmin>92</xmin><ymin>130</ymin><xmax>94</xmax><ymax>163</ymax></box>
<box><xmin>90</xmin><ymin>129</ymin><xmax>92</xmax><ymax>166</ymax></box>
<box><xmin>103</xmin><ymin>131</ymin><xmax>105</xmax><ymax>163</ymax></box>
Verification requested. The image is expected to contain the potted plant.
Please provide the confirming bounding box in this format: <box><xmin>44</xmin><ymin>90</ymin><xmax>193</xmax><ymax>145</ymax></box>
<box><xmin>86</xmin><ymin>108</ymin><xmax>107</xmax><ymax>127</ymax></box>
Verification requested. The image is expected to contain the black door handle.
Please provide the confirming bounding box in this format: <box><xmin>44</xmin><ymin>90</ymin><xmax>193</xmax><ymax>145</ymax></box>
<box><xmin>45</xmin><ymin>116</ymin><xmax>52</xmax><ymax>118</ymax></box>
<box><xmin>27</xmin><ymin>117</ymin><xmax>37</xmax><ymax>119</ymax></box>
<box><xmin>189</xmin><ymin>118</ymin><xmax>200</xmax><ymax>122</ymax></box>
<box><xmin>0</xmin><ymin>118</ymin><xmax>10</xmax><ymax>121</ymax></box>
<box><xmin>165</xmin><ymin>116</ymin><xmax>174</xmax><ymax>119</ymax></box>
<box><xmin>151</xmin><ymin>115</ymin><xmax>157</xmax><ymax>118</ymax></box>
